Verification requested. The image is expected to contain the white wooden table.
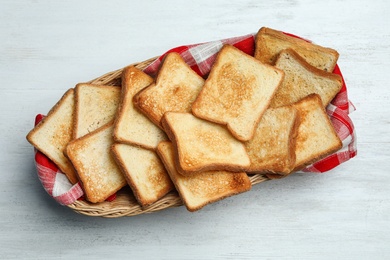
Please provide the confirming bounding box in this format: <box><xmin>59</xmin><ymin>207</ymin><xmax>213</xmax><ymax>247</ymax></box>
<box><xmin>1</xmin><ymin>0</ymin><xmax>389</xmax><ymax>259</ymax></box>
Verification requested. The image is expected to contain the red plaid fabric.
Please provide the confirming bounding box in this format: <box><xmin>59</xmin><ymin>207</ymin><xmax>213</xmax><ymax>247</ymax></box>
<box><xmin>33</xmin><ymin>33</ymin><xmax>357</xmax><ymax>205</ymax></box>
<box><xmin>33</xmin><ymin>114</ymin><xmax>84</xmax><ymax>205</ymax></box>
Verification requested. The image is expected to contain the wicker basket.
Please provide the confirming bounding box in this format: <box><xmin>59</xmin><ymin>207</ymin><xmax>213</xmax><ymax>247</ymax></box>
<box><xmin>67</xmin><ymin>57</ymin><xmax>270</xmax><ymax>217</ymax></box>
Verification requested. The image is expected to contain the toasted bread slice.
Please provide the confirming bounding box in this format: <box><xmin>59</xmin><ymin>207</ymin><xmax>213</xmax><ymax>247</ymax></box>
<box><xmin>293</xmin><ymin>94</ymin><xmax>342</xmax><ymax>171</ymax></box>
<box><xmin>157</xmin><ymin>141</ymin><xmax>251</xmax><ymax>212</ymax></box>
<box><xmin>161</xmin><ymin>112</ymin><xmax>250</xmax><ymax>175</ymax></box>
<box><xmin>192</xmin><ymin>44</ymin><xmax>284</xmax><ymax>141</ymax></box>
<box><xmin>255</xmin><ymin>27</ymin><xmax>339</xmax><ymax>72</ymax></box>
<box><xmin>133</xmin><ymin>52</ymin><xmax>205</xmax><ymax>128</ymax></box>
<box><xmin>113</xmin><ymin>66</ymin><xmax>167</xmax><ymax>149</ymax></box>
<box><xmin>111</xmin><ymin>143</ymin><xmax>174</xmax><ymax>207</ymax></box>
<box><xmin>270</xmin><ymin>49</ymin><xmax>343</xmax><ymax>108</ymax></box>
<box><xmin>66</xmin><ymin>122</ymin><xmax>126</xmax><ymax>203</ymax></box>
<box><xmin>73</xmin><ymin>83</ymin><xmax>121</xmax><ymax>139</ymax></box>
<box><xmin>26</xmin><ymin>89</ymin><xmax>78</xmax><ymax>184</ymax></box>
<box><xmin>245</xmin><ymin>105</ymin><xmax>300</xmax><ymax>175</ymax></box>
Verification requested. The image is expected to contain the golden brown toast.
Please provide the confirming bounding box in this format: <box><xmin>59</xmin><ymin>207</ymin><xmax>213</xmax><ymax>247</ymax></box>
<box><xmin>293</xmin><ymin>94</ymin><xmax>342</xmax><ymax>171</ymax></box>
<box><xmin>133</xmin><ymin>52</ymin><xmax>205</xmax><ymax>128</ymax></box>
<box><xmin>157</xmin><ymin>141</ymin><xmax>251</xmax><ymax>212</ymax></box>
<box><xmin>270</xmin><ymin>49</ymin><xmax>343</xmax><ymax>108</ymax></box>
<box><xmin>111</xmin><ymin>143</ymin><xmax>174</xmax><ymax>207</ymax></box>
<box><xmin>26</xmin><ymin>89</ymin><xmax>78</xmax><ymax>184</ymax></box>
<box><xmin>255</xmin><ymin>27</ymin><xmax>339</xmax><ymax>72</ymax></box>
<box><xmin>66</xmin><ymin>122</ymin><xmax>127</xmax><ymax>203</ymax></box>
<box><xmin>245</xmin><ymin>105</ymin><xmax>300</xmax><ymax>175</ymax></box>
<box><xmin>113</xmin><ymin>66</ymin><xmax>167</xmax><ymax>150</ymax></box>
<box><xmin>192</xmin><ymin>44</ymin><xmax>284</xmax><ymax>141</ymax></box>
<box><xmin>73</xmin><ymin>83</ymin><xmax>121</xmax><ymax>139</ymax></box>
<box><xmin>161</xmin><ymin>112</ymin><xmax>250</xmax><ymax>175</ymax></box>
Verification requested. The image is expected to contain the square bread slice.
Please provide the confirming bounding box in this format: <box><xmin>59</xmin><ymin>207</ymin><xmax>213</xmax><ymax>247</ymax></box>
<box><xmin>66</xmin><ymin>122</ymin><xmax>127</xmax><ymax>203</ymax></box>
<box><xmin>192</xmin><ymin>44</ymin><xmax>284</xmax><ymax>141</ymax></box>
<box><xmin>113</xmin><ymin>66</ymin><xmax>167</xmax><ymax>150</ymax></box>
<box><xmin>245</xmin><ymin>105</ymin><xmax>300</xmax><ymax>175</ymax></box>
<box><xmin>133</xmin><ymin>52</ymin><xmax>205</xmax><ymax>128</ymax></box>
<box><xmin>254</xmin><ymin>27</ymin><xmax>339</xmax><ymax>72</ymax></box>
<box><xmin>26</xmin><ymin>89</ymin><xmax>78</xmax><ymax>184</ymax></box>
<box><xmin>161</xmin><ymin>112</ymin><xmax>250</xmax><ymax>175</ymax></box>
<box><xmin>270</xmin><ymin>49</ymin><xmax>343</xmax><ymax>108</ymax></box>
<box><xmin>111</xmin><ymin>143</ymin><xmax>174</xmax><ymax>207</ymax></box>
<box><xmin>157</xmin><ymin>141</ymin><xmax>251</xmax><ymax>212</ymax></box>
<box><xmin>293</xmin><ymin>94</ymin><xmax>342</xmax><ymax>171</ymax></box>
<box><xmin>73</xmin><ymin>83</ymin><xmax>121</xmax><ymax>139</ymax></box>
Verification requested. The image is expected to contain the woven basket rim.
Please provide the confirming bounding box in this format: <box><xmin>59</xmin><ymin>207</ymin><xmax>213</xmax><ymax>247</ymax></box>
<box><xmin>67</xmin><ymin>56</ymin><xmax>270</xmax><ymax>218</ymax></box>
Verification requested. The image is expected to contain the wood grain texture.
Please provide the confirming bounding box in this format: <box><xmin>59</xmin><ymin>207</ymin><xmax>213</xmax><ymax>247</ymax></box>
<box><xmin>1</xmin><ymin>0</ymin><xmax>389</xmax><ymax>259</ymax></box>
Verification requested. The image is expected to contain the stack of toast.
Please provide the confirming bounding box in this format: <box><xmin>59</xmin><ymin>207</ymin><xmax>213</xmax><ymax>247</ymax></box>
<box><xmin>27</xmin><ymin>27</ymin><xmax>343</xmax><ymax>212</ymax></box>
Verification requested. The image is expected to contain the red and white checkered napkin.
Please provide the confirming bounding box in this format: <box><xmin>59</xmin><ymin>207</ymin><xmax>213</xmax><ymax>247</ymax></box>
<box><xmin>33</xmin><ymin>33</ymin><xmax>357</xmax><ymax>205</ymax></box>
<box><xmin>32</xmin><ymin>114</ymin><xmax>84</xmax><ymax>205</ymax></box>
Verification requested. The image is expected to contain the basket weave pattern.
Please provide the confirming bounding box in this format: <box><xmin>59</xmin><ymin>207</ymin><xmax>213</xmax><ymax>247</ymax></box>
<box><xmin>67</xmin><ymin>58</ymin><xmax>269</xmax><ymax>217</ymax></box>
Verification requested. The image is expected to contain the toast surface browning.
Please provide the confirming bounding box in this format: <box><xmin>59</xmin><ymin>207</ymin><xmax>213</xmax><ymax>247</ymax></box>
<box><xmin>111</xmin><ymin>143</ymin><xmax>174</xmax><ymax>207</ymax></box>
<box><xmin>26</xmin><ymin>89</ymin><xmax>78</xmax><ymax>184</ymax></box>
<box><xmin>66</xmin><ymin>122</ymin><xmax>127</xmax><ymax>203</ymax></box>
<box><xmin>293</xmin><ymin>94</ymin><xmax>342</xmax><ymax>171</ymax></box>
<box><xmin>245</xmin><ymin>105</ymin><xmax>299</xmax><ymax>175</ymax></box>
<box><xmin>157</xmin><ymin>142</ymin><xmax>251</xmax><ymax>212</ymax></box>
<box><xmin>161</xmin><ymin>112</ymin><xmax>250</xmax><ymax>175</ymax></box>
<box><xmin>27</xmin><ymin>27</ymin><xmax>348</xmax><ymax>212</ymax></box>
<box><xmin>271</xmin><ymin>49</ymin><xmax>342</xmax><ymax>108</ymax></box>
<box><xmin>134</xmin><ymin>52</ymin><xmax>205</xmax><ymax>128</ymax></box>
<box><xmin>113</xmin><ymin>66</ymin><xmax>167</xmax><ymax>149</ymax></box>
<box><xmin>74</xmin><ymin>83</ymin><xmax>121</xmax><ymax>139</ymax></box>
<box><xmin>255</xmin><ymin>27</ymin><xmax>339</xmax><ymax>72</ymax></box>
<box><xmin>192</xmin><ymin>44</ymin><xmax>284</xmax><ymax>141</ymax></box>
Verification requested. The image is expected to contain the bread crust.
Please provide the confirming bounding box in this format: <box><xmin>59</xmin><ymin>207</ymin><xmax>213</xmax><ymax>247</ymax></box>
<box><xmin>245</xmin><ymin>105</ymin><xmax>300</xmax><ymax>175</ymax></box>
<box><xmin>66</xmin><ymin>121</ymin><xmax>127</xmax><ymax>203</ymax></box>
<box><xmin>270</xmin><ymin>48</ymin><xmax>342</xmax><ymax>108</ymax></box>
<box><xmin>113</xmin><ymin>66</ymin><xmax>167</xmax><ymax>150</ymax></box>
<box><xmin>192</xmin><ymin>44</ymin><xmax>284</xmax><ymax>141</ymax></box>
<box><xmin>292</xmin><ymin>94</ymin><xmax>342</xmax><ymax>171</ymax></box>
<box><xmin>26</xmin><ymin>88</ymin><xmax>78</xmax><ymax>184</ymax></box>
<box><xmin>157</xmin><ymin>141</ymin><xmax>251</xmax><ymax>212</ymax></box>
<box><xmin>111</xmin><ymin>143</ymin><xmax>174</xmax><ymax>207</ymax></box>
<box><xmin>279</xmin><ymin>49</ymin><xmax>342</xmax><ymax>82</ymax></box>
<box><xmin>73</xmin><ymin>83</ymin><xmax>121</xmax><ymax>139</ymax></box>
<box><xmin>161</xmin><ymin>112</ymin><xmax>250</xmax><ymax>175</ymax></box>
<box><xmin>133</xmin><ymin>52</ymin><xmax>204</xmax><ymax>129</ymax></box>
<box><xmin>255</xmin><ymin>27</ymin><xmax>339</xmax><ymax>72</ymax></box>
